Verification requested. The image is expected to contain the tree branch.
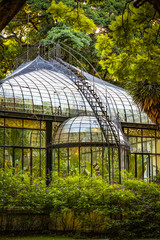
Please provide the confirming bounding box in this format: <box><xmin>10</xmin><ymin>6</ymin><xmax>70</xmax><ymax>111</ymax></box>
<box><xmin>0</xmin><ymin>0</ymin><xmax>27</xmax><ymax>32</ymax></box>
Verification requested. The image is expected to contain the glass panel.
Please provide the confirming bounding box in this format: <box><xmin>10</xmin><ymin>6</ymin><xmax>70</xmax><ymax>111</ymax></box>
<box><xmin>150</xmin><ymin>155</ymin><xmax>157</xmax><ymax>179</ymax></box>
<box><xmin>128</xmin><ymin>154</ymin><xmax>135</xmax><ymax>177</ymax></box>
<box><xmin>0</xmin><ymin>118</ymin><xmax>4</xmax><ymax>126</ymax></box>
<box><xmin>137</xmin><ymin>137</ymin><xmax>142</xmax><ymax>152</ymax></box>
<box><xmin>32</xmin><ymin>149</ymin><xmax>40</xmax><ymax>177</ymax></box>
<box><xmin>15</xmin><ymin>148</ymin><xmax>22</xmax><ymax>174</ymax></box>
<box><xmin>128</xmin><ymin>128</ymin><xmax>142</xmax><ymax>137</ymax></box>
<box><xmin>80</xmin><ymin>147</ymin><xmax>91</xmax><ymax>176</ymax></box>
<box><xmin>0</xmin><ymin>147</ymin><xmax>4</xmax><ymax>168</ymax></box>
<box><xmin>24</xmin><ymin>120</ymin><xmax>40</xmax><ymax>129</ymax></box>
<box><xmin>92</xmin><ymin>147</ymin><xmax>102</xmax><ymax>177</ymax></box>
<box><xmin>41</xmin><ymin>149</ymin><xmax>46</xmax><ymax>178</ymax></box>
<box><xmin>129</xmin><ymin>137</ymin><xmax>137</xmax><ymax>152</ymax></box>
<box><xmin>53</xmin><ymin>149</ymin><xmax>58</xmax><ymax>175</ymax></box>
<box><xmin>23</xmin><ymin>129</ymin><xmax>31</xmax><ymax>147</ymax></box>
<box><xmin>156</xmin><ymin>139</ymin><xmax>160</xmax><ymax>154</ymax></box>
<box><xmin>103</xmin><ymin>147</ymin><xmax>109</xmax><ymax>181</ymax></box>
<box><xmin>0</xmin><ymin>128</ymin><xmax>4</xmax><ymax>145</ymax></box>
<box><xmin>143</xmin><ymin>129</ymin><xmax>155</xmax><ymax>137</ymax></box>
<box><xmin>69</xmin><ymin>147</ymin><xmax>79</xmax><ymax>175</ymax></box>
<box><xmin>137</xmin><ymin>154</ymin><xmax>143</xmax><ymax>179</ymax></box>
<box><xmin>143</xmin><ymin>155</ymin><xmax>150</xmax><ymax>180</ymax></box>
<box><xmin>124</xmin><ymin>128</ymin><xmax>128</xmax><ymax>135</ymax></box>
<box><xmin>143</xmin><ymin>138</ymin><xmax>152</xmax><ymax>153</ymax></box>
<box><xmin>5</xmin><ymin>118</ymin><xmax>22</xmax><ymax>128</ymax></box>
<box><xmin>151</xmin><ymin>139</ymin><xmax>156</xmax><ymax>153</ymax></box>
<box><xmin>41</xmin><ymin>131</ymin><xmax>46</xmax><ymax>148</ymax></box>
<box><xmin>5</xmin><ymin>147</ymin><xmax>13</xmax><ymax>170</ymax></box>
<box><xmin>112</xmin><ymin>148</ymin><xmax>119</xmax><ymax>183</ymax></box>
<box><xmin>156</xmin><ymin>130</ymin><xmax>160</xmax><ymax>138</ymax></box>
<box><xmin>59</xmin><ymin>148</ymin><xmax>68</xmax><ymax>177</ymax></box>
<box><xmin>6</xmin><ymin>128</ymin><xmax>23</xmax><ymax>146</ymax></box>
<box><xmin>23</xmin><ymin>148</ymin><xmax>31</xmax><ymax>172</ymax></box>
<box><xmin>121</xmin><ymin>149</ymin><xmax>125</xmax><ymax>171</ymax></box>
<box><xmin>30</xmin><ymin>130</ymin><xmax>40</xmax><ymax>147</ymax></box>
<box><xmin>41</xmin><ymin>121</ymin><xmax>46</xmax><ymax>130</ymax></box>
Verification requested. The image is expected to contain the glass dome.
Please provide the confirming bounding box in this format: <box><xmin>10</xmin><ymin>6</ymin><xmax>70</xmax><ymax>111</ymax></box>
<box><xmin>53</xmin><ymin>116</ymin><xmax>128</xmax><ymax>148</ymax></box>
<box><xmin>0</xmin><ymin>56</ymin><xmax>151</xmax><ymax>124</ymax></box>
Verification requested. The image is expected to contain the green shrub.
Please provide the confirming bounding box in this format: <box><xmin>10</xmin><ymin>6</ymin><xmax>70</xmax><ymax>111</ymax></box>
<box><xmin>0</xmin><ymin>169</ymin><xmax>160</xmax><ymax>238</ymax></box>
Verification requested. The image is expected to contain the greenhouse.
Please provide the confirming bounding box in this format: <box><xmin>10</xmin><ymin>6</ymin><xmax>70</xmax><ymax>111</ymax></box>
<box><xmin>0</xmin><ymin>44</ymin><xmax>159</xmax><ymax>183</ymax></box>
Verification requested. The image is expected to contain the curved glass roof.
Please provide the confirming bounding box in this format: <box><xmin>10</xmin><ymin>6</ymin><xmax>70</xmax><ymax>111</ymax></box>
<box><xmin>53</xmin><ymin>116</ymin><xmax>130</xmax><ymax>147</ymax></box>
<box><xmin>0</xmin><ymin>56</ymin><xmax>151</xmax><ymax>124</ymax></box>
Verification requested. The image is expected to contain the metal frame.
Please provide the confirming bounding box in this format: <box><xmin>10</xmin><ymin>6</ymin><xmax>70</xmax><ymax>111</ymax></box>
<box><xmin>0</xmin><ymin>41</ymin><xmax>159</xmax><ymax>182</ymax></box>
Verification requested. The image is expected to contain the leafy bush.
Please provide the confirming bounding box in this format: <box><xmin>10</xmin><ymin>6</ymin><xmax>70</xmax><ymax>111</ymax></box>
<box><xmin>0</xmin><ymin>169</ymin><xmax>160</xmax><ymax>238</ymax></box>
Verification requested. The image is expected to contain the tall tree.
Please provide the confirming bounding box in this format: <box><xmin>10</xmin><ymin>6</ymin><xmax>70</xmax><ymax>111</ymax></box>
<box><xmin>96</xmin><ymin>2</ymin><xmax>160</xmax><ymax>125</ymax></box>
<box><xmin>0</xmin><ymin>0</ymin><xmax>126</xmax><ymax>80</ymax></box>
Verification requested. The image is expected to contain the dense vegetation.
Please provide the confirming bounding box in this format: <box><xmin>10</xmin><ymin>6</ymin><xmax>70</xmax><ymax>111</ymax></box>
<box><xmin>0</xmin><ymin>169</ymin><xmax>160</xmax><ymax>238</ymax></box>
<box><xmin>0</xmin><ymin>0</ymin><xmax>126</xmax><ymax>80</ymax></box>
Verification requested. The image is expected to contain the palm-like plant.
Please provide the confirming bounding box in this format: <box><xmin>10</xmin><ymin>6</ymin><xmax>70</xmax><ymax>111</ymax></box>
<box><xmin>127</xmin><ymin>80</ymin><xmax>160</xmax><ymax>125</ymax></box>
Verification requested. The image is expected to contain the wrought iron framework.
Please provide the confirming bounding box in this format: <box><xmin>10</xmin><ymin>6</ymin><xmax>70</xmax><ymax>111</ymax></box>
<box><xmin>0</xmin><ymin>41</ymin><xmax>159</xmax><ymax>182</ymax></box>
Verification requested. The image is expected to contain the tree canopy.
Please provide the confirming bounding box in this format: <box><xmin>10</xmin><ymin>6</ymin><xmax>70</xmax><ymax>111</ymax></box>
<box><xmin>96</xmin><ymin>1</ymin><xmax>160</xmax><ymax>124</ymax></box>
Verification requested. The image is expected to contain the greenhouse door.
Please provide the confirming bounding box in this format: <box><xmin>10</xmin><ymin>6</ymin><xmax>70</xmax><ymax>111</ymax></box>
<box><xmin>128</xmin><ymin>153</ymin><xmax>159</xmax><ymax>180</ymax></box>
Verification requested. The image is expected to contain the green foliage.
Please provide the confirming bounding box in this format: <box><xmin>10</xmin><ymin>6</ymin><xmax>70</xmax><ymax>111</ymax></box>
<box><xmin>0</xmin><ymin>169</ymin><xmax>160</xmax><ymax>238</ymax></box>
<box><xmin>43</xmin><ymin>25</ymin><xmax>91</xmax><ymax>50</ymax></box>
<box><xmin>0</xmin><ymin>39</ymin><xmax>22</xmax><ymax>79</ymax></box>
<box><xmin>85</xmin><ymin>0</ymin><xmax>126</xmax><ymax>28</ymax></box>
<box><xmin>0</xmin><ymin>0</ymin><xmax>127</xmax><ymax>80</ymax></box>
<box><xmin>96</xmin><ymin>2</ymin><xmax>160</xmax><ymax>83</ymax></box>
<box><xmin>47</xmin><ymin>0</ymin><xmax>96</xmax><ymax>34</ymax></box>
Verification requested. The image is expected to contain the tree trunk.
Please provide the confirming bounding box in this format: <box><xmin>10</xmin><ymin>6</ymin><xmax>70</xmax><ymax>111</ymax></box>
<box><xmin>0</xmin><ymin>0</ymin><xmax>27</xmax><ymax>32</ymax></box>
